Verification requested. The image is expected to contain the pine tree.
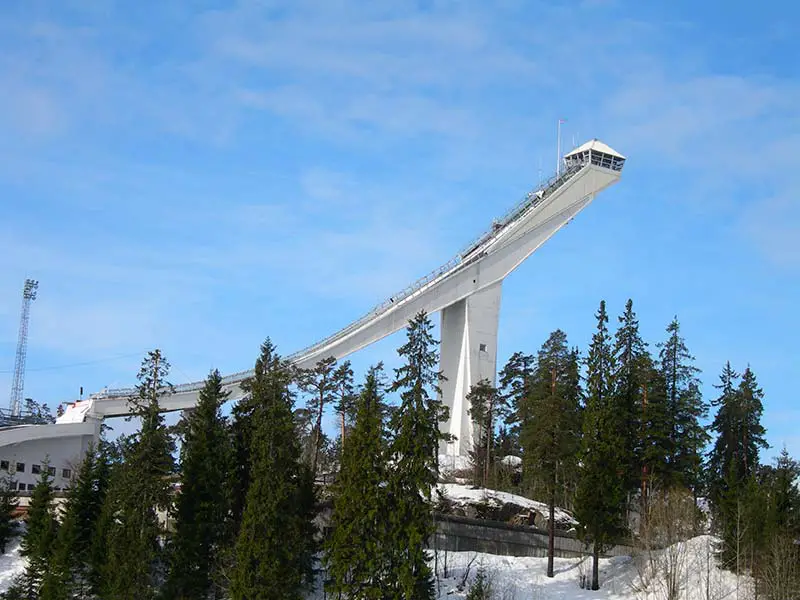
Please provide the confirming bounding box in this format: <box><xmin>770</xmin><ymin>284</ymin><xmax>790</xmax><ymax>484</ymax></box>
<box><xmin>466</xmin><ymin>568</ymin><xmax>492</xmax><ymax>600</ymax></box>
<box><xmin>498</xmin><ymin>351</ymin><xmax>535</xmax><ymax>454</ymax></box>
<box><xmin>523</xmin><ymin>329</ymin><xmax>582</xmax><ymax>577</ymax></box>
<box><xmin>325</xmin><ymin>364</ymin><xmax>389</xmax><ymax>598</ymax></box>
<box><xmin>466</xmin><ymin>379</ymin><xmax>501</xmax><ymax>487</ymax></box>
<box><xmin>639</xmin><ymin>357</ymin><xmax>670</xmax><ymax>501</ymax></box>
<box><xmin>10</xmin><ymin>462</ymin><xmax>58</xmax><ymax>598</ymax></box>
<box><xmin>385</xmin><ymin>311</ymin><xmax>446</xmax><ymax>599</ymax></box>
<box><xmin>85</xmin><ymin>439</ymin><xmax>119</xmax><ymax>597</ymax></box>
<box><xmin>166</xmin><ymin>369</ymin><xmax>233</xmax><ymax>600</ymax></box>
<box><xmin>333</xmin><ymin>359</ymin><xmax>357</xmax><ymax>445</ymax></box>
<box><xmin>299</xmin><ymin>356</ymin><xmax>338</xmax><ymax>476</ymax></box>
<box><xmin>102</xmin><ymin>349</ymin><xmax>176</xmax><ymax>600</ymax></box>
<box><xmin>769</xmin><ymin>448</ymin><xmax>800</xmax><ymax>534</ymax></box>
<box><xmin>707</xmin><ymin>362</ymin><xmax>740</xmax><ymax>504</ymax></box>
<box><xmin>575</xmin><ymin>301</ymin><xmax>626</xmax><ymax>591</ymax></box>
<box><xmin>658</xmin><ymin>318</ymin><xmax>708</xmax><ymax>493</ymax></box>
<box><xmin>612</xmin><ymin>300</ymin><xmax>650</xmax><ymax>497</ymax></box>
<box><xmin>230</xmin><ymin>340</ymin><xmax>316</xmax><ymax>600</ymax></box>
<box><xmin>41</xmin><ymin>446</ymin><xmax>108</xmax><ymax>600</ymax></box>
<box><xmin>0</xmin><ymin>474</ymin><xmax>18</xmax><ymax>555</ymax></box>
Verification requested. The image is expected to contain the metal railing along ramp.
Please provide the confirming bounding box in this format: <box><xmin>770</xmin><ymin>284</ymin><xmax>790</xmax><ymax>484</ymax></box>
<box><xmin>59</xmin><ymin>139</ymin><xmax>625</xmax><ymax>421</ymax></box>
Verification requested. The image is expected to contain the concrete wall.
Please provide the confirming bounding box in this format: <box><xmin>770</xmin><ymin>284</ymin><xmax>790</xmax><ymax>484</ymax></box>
<box><xmin>433</xmin><ymin>513</ymin><xmax>635</xmax><ymax>559</ymax></box>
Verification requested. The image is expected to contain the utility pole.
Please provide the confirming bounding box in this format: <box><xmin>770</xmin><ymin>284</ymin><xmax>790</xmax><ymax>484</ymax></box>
<box><xmin>9</xmin><ymin>279</ymin><xmax>39</xmax><ymax>417</ymax></box>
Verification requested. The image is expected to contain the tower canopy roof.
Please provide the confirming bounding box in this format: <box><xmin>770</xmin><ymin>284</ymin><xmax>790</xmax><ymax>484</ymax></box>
<box><xmin>565</xmin><ymin>139</ymin><xmax>625</xmax><ymax>160</ymax></box>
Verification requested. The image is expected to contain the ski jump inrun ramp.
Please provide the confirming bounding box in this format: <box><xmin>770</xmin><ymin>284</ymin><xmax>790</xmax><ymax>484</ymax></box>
<box><xmin>59</xmin><ymin>140</ymin><xmax>626</xmax><ymax>456</ymax></box>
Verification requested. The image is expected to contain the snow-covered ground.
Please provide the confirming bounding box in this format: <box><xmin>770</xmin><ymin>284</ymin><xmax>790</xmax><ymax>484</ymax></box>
<box><xmin>0</xmin><ymin>536</ymin><xmax>25</xmax><ymax>594</ymax></box>
<box><xmin>433</xmin><ymin>535</ymin><xmax>747</xmax><ymax>599</ymax></box>
<box><xmin>437</xmin><ymin>483</ymin><xmax>578</xmax><ymax>527</ymax></box>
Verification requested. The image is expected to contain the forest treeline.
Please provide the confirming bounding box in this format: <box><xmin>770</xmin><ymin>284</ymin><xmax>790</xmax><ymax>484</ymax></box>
<box><xmin>0</xmin><ymin>300</ymin><xmax>797</xmax><ymax>599</ymax></box>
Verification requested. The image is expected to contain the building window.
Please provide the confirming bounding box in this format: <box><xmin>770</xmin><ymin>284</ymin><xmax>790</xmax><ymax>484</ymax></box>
<box><xmin>0</xmin><ymin>461</ymin><xmax>8</xmax><ymax>471</ymax></box>
<box><xmin>31</xmin><ymin>464</ymin><xmax>41</xmax><ymax>475</ymax></box>
<box><xmin>62</xmin><ymin>469</ymin><xmax>72</xmax><ymax>479</ymax></box>
<box><xmin>27</xmin><ymin>484</ymin><xmax>36</xmax><ymax>491</ymax></box>
<box><xmin>15</xmin><ymin>463</ymin><xmax>24</xmax><ymax>473</ymax></box>
<box><xmin>47</xmin><ymin>466</ymin><xmax>56</xmax><ymax>477</ymax></box>
<box><xmin>18</xmin><ymin>482</ymin><xmax>25</xmax><ymax>491</ymax></box>
<box><xmin>479</xmin><ymin>343</ymin><xmax>487</xmax><ymax>352</ymax></box>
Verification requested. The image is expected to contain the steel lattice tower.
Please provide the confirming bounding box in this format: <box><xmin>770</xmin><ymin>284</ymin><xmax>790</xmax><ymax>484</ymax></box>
<box><xmin>9</xmin><ymin>279</ymin><xmax>38</xmax><ymax>417</ymax></box>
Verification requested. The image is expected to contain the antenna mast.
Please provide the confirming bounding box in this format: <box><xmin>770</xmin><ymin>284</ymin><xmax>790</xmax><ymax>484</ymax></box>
<box><xmin>9</xmin><ymin>279</ymin><xmax>38</xmax><ymax>417</ymax></box>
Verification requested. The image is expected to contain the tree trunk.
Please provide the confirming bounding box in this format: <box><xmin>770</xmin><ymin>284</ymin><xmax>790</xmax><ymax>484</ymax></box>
<box><xmin>547</xmin><ymin>488</ymin><xmax>555</xmax><ymax>577</ymax></box>
<box><xmin>311</xmin><ymin>390</ymin><xmax>324</xmax><ymax>476</ymax></box>
<box><xmin>592</xmin><ymin>542</ymin><xmax>600</xmax><ymax>590</ymax></box>
<box><xmin>484</xmin><ymin>402</ymin><xmax>493</xmax><ymax>487</ymax></box>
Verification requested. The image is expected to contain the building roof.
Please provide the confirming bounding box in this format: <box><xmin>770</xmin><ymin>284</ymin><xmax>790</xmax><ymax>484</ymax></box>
<box><xmin>564</xmin><ymin>139</ymin><xmax>626</xmax><ymax>160</ymax></box>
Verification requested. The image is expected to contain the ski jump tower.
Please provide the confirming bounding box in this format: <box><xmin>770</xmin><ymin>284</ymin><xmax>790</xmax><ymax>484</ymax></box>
<box><xmin>55</xmin><ymin>139</ymin><xmax>626</xmax><ymax>457</ymax></box>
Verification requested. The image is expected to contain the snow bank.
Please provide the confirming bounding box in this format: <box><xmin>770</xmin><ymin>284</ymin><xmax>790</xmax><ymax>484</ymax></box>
<box><xmin>0</xmin><ymin>536</ymin><xmax>26</xmax><ymax>593</ymax></box>
<box><xmin>437</xmin><ymin>483</ymin><xmax>578</xmax><ymax>527</ymax></box>
<box><xmin>433</xmin><ymin>535</ymin><xmax>747</xmax><ymax>600</ymax></box>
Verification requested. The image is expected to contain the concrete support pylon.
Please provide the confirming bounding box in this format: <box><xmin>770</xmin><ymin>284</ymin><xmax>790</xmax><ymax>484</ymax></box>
<box><xmin>438</xmin><ymin>281</ymin><xmax>502</xmax><ymax>458</ymax></box>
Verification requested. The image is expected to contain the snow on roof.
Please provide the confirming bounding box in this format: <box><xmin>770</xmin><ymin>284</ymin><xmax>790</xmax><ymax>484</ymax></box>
<box><xmin>564</xmin><ymin>139</ymin><xmax>626</xmax><ymax>160</ymax></box>
<box><xmin>55</xmin><ymin>400</ymin><xmax>91</xmax><ymax>424</ymax></box>
<box><xmin>437</xmin><ymin>483</ymin><xmax>577</xmax><ymax>525</ymax></box>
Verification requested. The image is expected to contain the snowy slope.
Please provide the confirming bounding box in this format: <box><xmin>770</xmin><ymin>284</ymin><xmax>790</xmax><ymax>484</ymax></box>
<box><xmin>0</xmin><ymin>536</ymin><xmax>25</xmax><ymax>593</ymax></box>
<box><xmin>437</xmin><ymin>483</ymin><xmax>578</xmax><ymax>527</ymax></box>
<box><xmin>433</xmin><ymin>535</ymin><xmax>747</xmax><ymax>600</ymax></box>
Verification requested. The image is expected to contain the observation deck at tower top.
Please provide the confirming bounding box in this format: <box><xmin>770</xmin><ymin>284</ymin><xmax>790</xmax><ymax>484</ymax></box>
<box><xmin>57</xmin><ymin>138</ymin><xmax>626</xmax><ymax>422</ymax></box>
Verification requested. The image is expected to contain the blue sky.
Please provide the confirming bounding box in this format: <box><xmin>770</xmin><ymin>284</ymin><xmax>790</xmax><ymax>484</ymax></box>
<box><xmin>1</xmin><ymin>1</ymin><xmax>798</xmax><ymax>458</ymax></box>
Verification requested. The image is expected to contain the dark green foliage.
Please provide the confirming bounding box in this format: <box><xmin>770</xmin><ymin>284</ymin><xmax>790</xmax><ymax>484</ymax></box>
<box><xmin>325</xmin><ymin>365</ymin><xmax>389</xmax><ymax>598</ymax></box>
<box><xmin>612</xmin><ymin>300</ymin><xmax>651</xmax><ymax>496</ymax></box>
<box><xmin>385</xmin><ymin>311</ymin><xmax>446</xmax><ymax>599</ymax></box>
<box><xmin>165</xmin><ymin>369</ymin><xmax>233</xmax><ymax>600</ymax></box>
<box><xmin>466</xmin><ymin>568</ymin><xmax>492</xmax><ymax>600</ymax></box>
<box><xmin>768</xmin><ymin>448</ymin><xmax>800</xmax><ymax>534</ymax></box>
<box><xmin>575</xmin><ymin>301</ymin><xmax>626</xmax><ymax>591</ymax></box>
<box><xmin>639</xmin><ymin>357</ymin><xmax>670</xmax><ymax>498</ymax></box>
<box><xmin>522</xmin><ymin>329</ymin><xmax>582</xmax><ymax>577</ymax></box>
<box><xmin>333</xmin><ymin>360</ymin><xmax>358</xmax><ymax>444</ymax></box>
<box><xmin>299</xmin><ymin>356</ymin><xmax>339</xmax><ymax>476</ymax></box>
<box><xmin>467</xmin><ymin>379</ymin><xmax>501</xmax><ymax>487</ymax></box>
<box><xmin>41</xmin><ymin>446</ymin><xmax>110</xmax><ymax>600</ymax></box>
<box><xmin>230</xmin><ymin>340</ymin><xmax>317</xmax><ymax>600</ymax></box>
<box><xmin>101</xmin><ymin>349</ymin><xmax>176</xmax><ymax>600</ymax></box>
<box><xmin>0</xmin><ymin>475</ymin><xmax>18</xmax><ymax>555</ymax></box>
<box><xmin>657</xmin><ymin>318</ymin><xmax>708</xmax><ymax>492</ymax></box>
<box><xmin>708</xmin><ymin>364</ymin><xmax>769</xmax><ymax>509</ymax></box>
<box><xmin>498</xmin><ymin>351</ymin><xmax>535</xmax><ymax>454</ymax></box>
<box><xmin>8</xmin><ymin>464</ymin><xmax>58</xmax><ymax>599</ymax></box>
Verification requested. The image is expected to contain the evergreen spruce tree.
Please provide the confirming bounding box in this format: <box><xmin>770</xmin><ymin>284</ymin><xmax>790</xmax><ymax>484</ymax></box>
<box><xmin>8</xmin><ymin>463</ymin><xmax>58</xmax><ymax>598</ymax></box>
<box><xmin>102</xmin><ymin>349</ymin><xmax>176</xmax><ymax>600</ymax></box>
<box><xmin>385</xmin><ymin>311</ymin><xmax>446</xmax><ymax>599</ymax></box>
<box><xmin>230</xmin><ymin>340</ymin><xmax>316</xmax><ymax>600</ymax></box>
<box><xmin>40</xmin><ymin>446</ymin><xmax>108</xmax><ymax>600</ymax></box>
<box><xmin>658</xmin><ymin>318</ymin><xmax>708</xmax><ymax>493</ymax></box>
<box><xmin>0</xmin><ymin>474</ymin><xmax>18</xmax><ymax>555</ymax></box>
<box><xmin>498</xmin><ymin>352</ymin><xmax>535</xmax><ymax>454</ymax></box>
<box><xmin>466</xmin><ymin>379</ymin><xmax>501</xmax><ymax>487</ymax></box>
<box><xmin>574</xmin><ymin>301</ymin><xmax>626</xmax><ymax>591</ymax></box>
<box><xmin>325</xmin><ymin>364</ymin><xmax>389</xmax><ymax>598</ymax></box>
<box><xmin>86</xmin><ymin>442</ymin><xmax>119</xmax><ymax>596</ymax></box>
<box><xmin>769</xmin><ymin>448</ymin><xmax>800</xmax><ymax>534</ymax></box>
<box><xmin>707</xmin><ymin>362</ymin><xmax>740</xmax><ymax>504</ymax></box>
<box><xmin>523</xmin><ymin>329</ymin><xmax>582</xmax><ymax>577</ymax></box>
<box><xmin>165</xmin><ymin>369</ymin><xmax>233</xmax><ymax>600</ymax></box>
<box><xmin>639</xmin><ymin>357</ymin><xmax>670</xmax><ymax>502</ymax></box>
<box><xmin>299</xmin><ymin>356</ymin><xmax>338</xmax><ymax>476</ymax></box>
<box><xmin>612</xmin><ymin>300</ymin><xmax>651</xmax><ymax>497</ymax></box>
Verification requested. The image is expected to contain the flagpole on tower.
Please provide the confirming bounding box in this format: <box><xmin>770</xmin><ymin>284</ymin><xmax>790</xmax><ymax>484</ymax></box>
<box><xmin>557</xmin><ymin>118</ymin><xmax>566</xmax><ymax>176</ymax></box>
